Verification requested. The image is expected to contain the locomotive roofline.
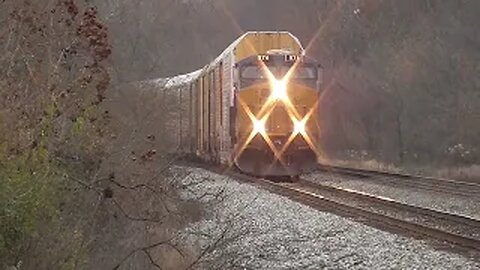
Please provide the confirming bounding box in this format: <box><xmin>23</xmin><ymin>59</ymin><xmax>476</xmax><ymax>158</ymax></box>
<box><xmin>159</xmin><ymin>31</ymin><xmax>305</xmax><ymax>89</ymax></box>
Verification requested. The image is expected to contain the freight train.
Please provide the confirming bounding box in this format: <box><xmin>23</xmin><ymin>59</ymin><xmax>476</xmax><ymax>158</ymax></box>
<box><xmin>165</xmin><ymin>31</ymin><xmax>322</xmax><ymax>177</ymax></box>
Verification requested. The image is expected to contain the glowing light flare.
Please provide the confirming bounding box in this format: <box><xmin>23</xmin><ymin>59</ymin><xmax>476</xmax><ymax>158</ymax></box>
<box><xmin>253</xmin><ymin>114</ymin><xmax>285</xmax><ymax>162</ymax></box>
<box><xmin>275</xmin><ymin>98</ymin><xmax>322</xmax><ymax>162</ymax></box>
<box><xmin>235</xmin><ymin>96</ymin><xmax>289</xmax><ymax>169</ymax></box>
<box><xmin>268</xmin><ymin>115</ymin><xmax>309</xmax><ymax>173</ymax></box>
<box><xmin>257</xmin><ymin>59</ymin><xmax>319</xmax><ymax>170</ymax></box>
<box><xmin>261</xmin><ymin>132</ymin><xmax>283</xmax><ymax>161</ymax></box>
<box><xmin>295</xmin><ymin>97</ymin><xmax>320</xmax><ymax>136</ymax></box>
<box><xmin>210</xmin><ymin>5</ymin><xmax>330</xmax><ymax>174</ymax></box>
<box><xmin>304</xmin><ymin>1</ymin><xmax>343</xmax><ymax>54</ymax></box>
<box><xmin>233</xmin><ymin>97</ymin><xmax>276</xmax><ymax>163</ymax></box>
<box><xmin>271</xmin><ymin>78</ymin><xmax>289</xmax><ymax>101</ymax></box>
<box><xmin>232</xmin><ymin>98</ymin><xmax>260</xmax><ymax>162</ymax></box>
<box><xmin>232</xmin><ymin>57</ymin><xmax>322</xmax><ymax>175</ymax></box>
<box><xmin>295</xmin><ymin>106</ymin><xmax>325</xmax><ymax>159</ymax></box>
<box><xmin>263</xmin><ymin>135</ymin><xmax>294</xmax><ymax>175</ymax></box>
<box><xmin>283</xmin><ymin>58</ymin><xmax>302</xmax><ymax>83</ymax></box>
<box><xmin>260</xmin><ymin>61</ymin><xmax>293</xmax><ymax>103</ymax></box>
<box><xmin>275</xmin><ymin>132</ymin><xmax>297</xmax><ymax>160</ymax></box>
<box><xmin>258</xmin><ymin>59</ymin><xmax>304</xmax><ymax>121</ymax></box>
<box><xmin>274</xmin><ymin>115</ymin><xmax>307</xmax><ymax>160</ymax></box>
<box><xmin>302</xmin><ymin>129</ymin><xmax>322</xmax><ymax>157</ymax></box>
<box><xmin>293</xmin><ymin>118</ymin><xmax>306</xmax><ymax>135</ymax></box>
<box><xmin>252</xmin><ymin>117</ymin><xmax>266</xmax><ymax>135</ymax></box>
<box><xmin>232</xmin><ymin>130</ymin><xmax>258</xmax><ymax>163</ymax></box>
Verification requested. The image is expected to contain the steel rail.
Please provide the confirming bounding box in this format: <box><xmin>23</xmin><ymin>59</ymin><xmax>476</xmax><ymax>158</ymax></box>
<box><xmin>178</xmin><ymin>160</ymin><xmax>480</xmax><ymax>258</ymax></box>
<box><xmin>296</xmin><ymin>179</ymin><xmax>480</xmax><ymax>239</ymax></box>
<box><xmin>224</xmin><ymin>170</ymin><xmax>480</xmax><ymax>256</ymax></box>
<box><xmin>315</xmin><ymin>164</ymin><xmax>480</xmax><ymax>198</ymax></box>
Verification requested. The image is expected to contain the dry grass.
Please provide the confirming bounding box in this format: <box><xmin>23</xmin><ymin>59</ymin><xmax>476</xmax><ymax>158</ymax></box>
<box><xmin>323</xmin><ymin>158</ymin><xmax>480</xmax><ymax>183</ymax></box>
<box><xmin>435</xmin><ymin>165</ymin><xmax>480</xmax><ymax>183</ymax></box>
<box><xmin>329</xmin><ymin>159</ymin><xmax>403</xmax><ymax>173</ymax></box>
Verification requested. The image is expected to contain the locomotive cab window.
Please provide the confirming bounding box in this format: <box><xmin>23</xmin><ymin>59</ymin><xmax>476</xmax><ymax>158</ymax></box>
<box><xmin>241</xmin><ymin>65</ymin><xmax>316</xmax><ymax>80</ymax></box>
<box><xmin>241</xmin><ymin>66</ymin><xmax>266</xmax><ymax>79</ymax></box>
<box><xmin>296</xmin><ymin>66</ymin><xmax>317</xmax><ymax>79</ymax></box>
<box><xmin>281</xmin><ymin>66</ymin><xmax>317</xmax><ymax>80</ymax></box>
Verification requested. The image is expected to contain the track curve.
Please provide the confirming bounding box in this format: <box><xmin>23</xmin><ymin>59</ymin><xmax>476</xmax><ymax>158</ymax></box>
<box><xmin>315</xmin><ymin>164</ymin><xmax>480</xmax><ymax>198</ymax></box>
<box><xmin>224</xmin><ymin>170</ymin><xmax>480</xmax><ymax>259</ymax></box>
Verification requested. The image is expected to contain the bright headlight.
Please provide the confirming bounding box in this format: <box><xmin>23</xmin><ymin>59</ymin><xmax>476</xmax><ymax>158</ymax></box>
<box><xmin>253</xmin><ymin>118</ymin><xmax>266</xmax><ymax>135</ymax></box>
<box><xmin>294</xmin><ymin>119</ymin><xmax>305</xmax><ymax>135</ymax></box>
<box><xmin>271</xmin><ymin>79</ymin><xmax>288</xmax><ymax>101</ymax></box>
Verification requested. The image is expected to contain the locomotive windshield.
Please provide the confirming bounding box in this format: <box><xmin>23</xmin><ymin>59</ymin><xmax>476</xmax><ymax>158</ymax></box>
<box><xmin>241</xmin><ymin>66</ymin><xmax>267</xmax><ymax>79</ymax></box>
<box><xmin>241</xmin><ymin>65</ymin><xmax>317</xmax><ymax>80</ymax></box>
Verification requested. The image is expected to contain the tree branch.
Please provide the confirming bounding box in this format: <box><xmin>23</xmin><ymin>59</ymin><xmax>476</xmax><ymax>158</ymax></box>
<box><xmin>112</xmin><ymin>239</ymin><xmax>184</xmax><ymax>270</ymax></box>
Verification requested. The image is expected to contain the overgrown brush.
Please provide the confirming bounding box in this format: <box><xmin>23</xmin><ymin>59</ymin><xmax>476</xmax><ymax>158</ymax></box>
<box><xmin>0</xmin><ymin>0</ymin><xmax>111</xmax><ymax>268</ymax></box>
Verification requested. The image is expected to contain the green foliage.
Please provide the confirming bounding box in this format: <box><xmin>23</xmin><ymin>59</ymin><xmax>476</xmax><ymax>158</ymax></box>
<box><xmin>0</xmin><ymin>0</ymin><xmax>112</xmax><ymax>267</ymax></box>
<box><xmin>0</xmin><ymin>120</ymin><xmax>97</xmax><ymax>268</ymax></box>
<box><xmin>72</xmin><ymin>116</ymin><xmax>87</xmax><ymax>135</ymax></box>
<box><xmin>0</xmin><ymin>149</ymin><xmax>59</xmax><ymax>265</ymax></box>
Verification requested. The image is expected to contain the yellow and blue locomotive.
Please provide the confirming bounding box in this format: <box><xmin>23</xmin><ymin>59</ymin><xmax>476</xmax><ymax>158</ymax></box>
<box><xmin>168</xmin><ymin>32</ymin><xmax>322</xmax><ymax>176</ymax></box>
<box><xmin>234</xmin><ymin>50</ymin><xmax>321</xmax><ymax>176</ymax></box>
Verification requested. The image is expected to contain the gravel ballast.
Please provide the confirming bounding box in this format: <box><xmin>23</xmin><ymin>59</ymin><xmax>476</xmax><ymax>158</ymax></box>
<box><xmin>304</xmin><ymin>172</ymin><xmax>480</xmax><ymax>220</ymax></box>
<box><xmin>174</xmin><ymin>166</ymin><xmax>480</xmax><ymax>270</ymax></box>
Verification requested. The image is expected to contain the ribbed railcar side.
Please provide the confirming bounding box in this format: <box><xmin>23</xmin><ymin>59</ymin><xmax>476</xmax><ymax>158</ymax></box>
<box><xmin>184</xmin><ymin>49</ymin><xmax>235</xmax><ymax>164</ymax></box>
<box><xmin>188</xmin><ymin>84</ymin><xmax>195</xmax><ymax>153</ymax></box>
<box><xmin>220</xmin><ymin>50</ymin><xmax>235</xmax><ymax>164</ymax></box>
<box><xmin>178</xmin><ymin>83</ymin><xmax>188</xmax><ymax>153</ymax></box>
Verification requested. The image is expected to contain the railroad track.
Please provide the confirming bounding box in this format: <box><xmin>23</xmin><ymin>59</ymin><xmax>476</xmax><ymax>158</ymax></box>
<box><xmin>179</xmin><ymin>160</ymin><xmax>480</xmax><ymax>258</ymax></box>
<box><xmin>220</xmin><ymin>169</ymin><xmax>480</xmax><ymax>258</ymax></box>
<box><xmin>315</xmin><ymin>164</ymin><xmax>480</xmax><ymax>198</ymax></box>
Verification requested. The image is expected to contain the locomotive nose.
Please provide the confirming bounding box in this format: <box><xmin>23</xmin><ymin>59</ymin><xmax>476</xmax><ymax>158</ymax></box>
<box><xmin>264</xmin><ymin>103</ymin><xmax>293</xmax><ymax>135</ymax></box>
